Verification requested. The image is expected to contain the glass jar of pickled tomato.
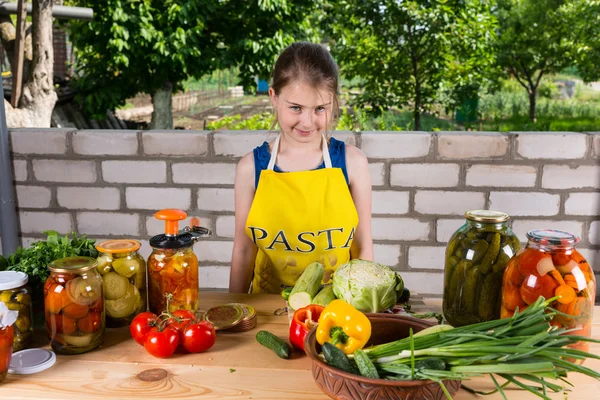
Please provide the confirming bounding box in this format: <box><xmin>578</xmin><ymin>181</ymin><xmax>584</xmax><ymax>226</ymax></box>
<box><xmin>0</xmin><ymin>325</ymin><xmax>14</xmax><ymax>383</ymax></box>
<box><xmin>501</xmin><ymin>230</ymin><xmax>595</xmax><ymax>353</ymax></box>
<box><xmin>0</xmin><ymin>271</ymin><xmax>33</xmax><ymax>351</ymax></box>
<box><xmin>147</xmin><ymin>209</ymin><xmax>210</xmax><ymax>314</ymax></box>
<box><xmin>443</xmin><ymin>210</ymin><xmax>521</xmax><ymax>327</ymax></box>
<box><xmin>45</xmin><ymin>257</ymin><xmax>105</xmax><ymax>355</ymax></box>
<box><xmin>96</xmin><ymin>240</ymin><xmax>147</xmax><ymax>327</ymax></box>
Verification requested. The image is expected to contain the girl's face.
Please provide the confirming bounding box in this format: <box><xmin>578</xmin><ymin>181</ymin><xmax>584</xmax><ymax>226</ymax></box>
<box><xmin>269</xmin><ymin>81</ymin><xmax>334</xmax><ymax>144</ymax></box>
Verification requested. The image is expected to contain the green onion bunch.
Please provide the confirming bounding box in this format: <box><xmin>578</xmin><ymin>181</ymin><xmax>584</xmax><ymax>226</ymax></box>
<box><xmin>362</xmin><ymin>296</ymin><xmax>600</xmax><ymax>399</ymax></box>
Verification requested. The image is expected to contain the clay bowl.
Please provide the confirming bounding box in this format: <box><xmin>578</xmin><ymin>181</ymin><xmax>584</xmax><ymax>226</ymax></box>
<box><xmin>304</xmin><ymin>313</ymin><xmax>461</xmax><ymax>400</ymax></box>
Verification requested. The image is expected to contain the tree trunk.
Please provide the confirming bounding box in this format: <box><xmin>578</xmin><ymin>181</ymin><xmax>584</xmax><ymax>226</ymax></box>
<box><xmin>4</xmin><ymin>0</ymin><xmax>56</xmax><ymax>128</ymax></box>
<box><xmin>414</xmin><ymin>81</ymin><xmax>421</xmax><ymax>131</ymax></box>
<box><xmin>528</xmin><ymin>90</ymin><xmax>537</xmax><ymax>123</ymax></box>
<box><xmin>150</xmin><ymin>80</ymin><xmax>173</xmax><ymax>129</ymax></box>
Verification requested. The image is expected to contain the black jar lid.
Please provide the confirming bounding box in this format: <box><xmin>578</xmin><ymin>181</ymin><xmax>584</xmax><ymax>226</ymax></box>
<box><xmin>150</xmin><ymin>233</ymin><xmax>194</xmax><ymax>249</ymax></box>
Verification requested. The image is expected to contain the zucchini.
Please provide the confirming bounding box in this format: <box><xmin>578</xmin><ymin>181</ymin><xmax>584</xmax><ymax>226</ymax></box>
<box><xmin>322</xmin><ymin>342</ymin><xmax>359</xmax><ymax>374</ymax></box>
<box><xmin>288</xmin><ymin>262</ymin><xmax>324</xmax><ymax>310</ymax></box>
<box><xmin>281</xmin><ymin>287</ymin><xmax>292</xmax><ymax>301</ymax></box>
<box><xmin>353</xmin><ymin>349</ymin><xmax>379</xmax><ymax>379</ymax></box>
<box><xmin>312</xmin><ymin>285</ymin><xmax>336</xmax><ymax>307</ymax></box>
<box><xmin>256</xmin><ymin>330</ymin><xmax>291</xmax><ymax>359</ymax></box>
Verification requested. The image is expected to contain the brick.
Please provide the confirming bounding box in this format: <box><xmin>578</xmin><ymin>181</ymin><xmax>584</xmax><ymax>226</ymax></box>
<box><xmin>577</xmin><ymin>248</ymin><xmax>599</xmax><ymax>272</ymax></box>
<box><xmin>199</xmin><ymin>266</ymin><xmax>230</xmax><ymax>289</ymax></box>
<box><xmin>590</xmin><ymin>221</ymin><xmax>600</xmax><ymax>245</ymax></box>
<box><xmin>143</xmin><ymin>131</ymin><xmax>209</xmax><ymax>156</ymax></box>
<box><xmin>195</xmin><ymin>241</ymin><xmax>234</xmax><ymax>263</ymax></box>
<box><xmin>19</xmin><ymin>211</ymin><xmax>72</xmax><ymax>234</ymax></box>
<box><xmin>438</xmin><ymin>132</ymin><xmax>507</xmax><ymax>159</ymax></box>
<box><xmin>20</xmin><ymin>237</ymin><xmax>39</xmax><ymax>248</ymax></box>
<box><xmin>398</xmin><ymin>271</ymin><xmax>444</xmax><ymax>295</ymax></box>
<box><xmin>33</xmin><ymin>160</ymin><xmax>97</xmax><ymax>183</ymax></box>
<box><xmin>372</xmin><ymin>217</ymin><xmax>430</xmax><ymax>241</ymax></box>
<box><xmin>516</xmin><ymin>132</ymin><xmax>587</xmax><ymax>159</ymax></box>
<box><xmin>373</xmin><ymin>243</ymin><xmax>402</xmax><ymax>267</ymax></box>
<box><xmin>57</xmin><ymin>187</ymin><xmax>120</xmax><ymax>210</ymax></box>
<box><xmin>391</xmin><ymin>163</ymin><xmax>459</xmax><ymax>187</ymax></box>
<box><xmin>565</xmin><ymin>193</ymin><xmax>600</xmax><ymax>216</ymax></box>
<box><xmin>9</xmin><ymin>129</ymin><xmax>68</xmax><ymax>154</ymax></box>
<box><xmin>369</xmin><ymin>163</ymin><xmax>385</xmax><ymax>186</ymax></box>
<box><xmin>372</xmin><ymin>190</ymin><xmax>410</xmax><ymax>215</ymax></box>
<box><xmin>408</xmin><ymin>246</ymin><xmax>446</xmax><ymax>270</ymax></box>
<box><xmin>102</xmin><ymin>161</ymin><xmax>166</xmax><ymax>184</ymax></box>
<box><xmin>360</xmin><ymin>132</ymin><xmax>431</xmax><ymax>159</ymax></box>
<box><xmin>594</xmin><ymin>134</ymin><xmax>600</xmax><ymax>158</ymax></box>
<box><xmin>77</xmin><ymin>212</ymin><xmax>139</xmax><ymax>236</ymax></box>
<box><xmin>436</xmin><ymin>219</ymin><xmax>465</xmax><ymax>242</ymax></box>
<box><xmin>197</xmin><ymin>188</ymin><xmax>235</xmax><ymax>212</ymax></box>
<box><xmin>541</xmin><ymin>165</ymin><xmax>600</xmax><ymax>189</ymax></box>
<box><xmin>215</xmin><ymin>215</ymin><xmax>235</xmax><ymax>239</ymax></box>
<box><xmin>331</xmin><ymin>132</ymin><xmax>357</xmax><ymax>147</ymax></box>
<box><xmin>415</xmin><ymin>191</ymin><xmax>485</xmax><ymax>215</ymax></box>
<box><xmin>172</xmin><ymin>163</ymin><xmax>236</xmax><ymax>185</ymax></box>
<box><xmin>12</xmin><ymin>160</ymin><xmax>27</xmax><ymax>181</ymax></box>
<box><xmin>466</xmin><ymin>165</ymin><xmax>537</xmax><ymax>187</ymax></box>
<box><xmin>489</xmin><ymin>192</ymin><xmax>560</xmax><ymax>216</ymax></box>
<box><xmin>214</xmin><ymin>131</ymin><xmax>270</xmax><ymax>157</ymax></box>
<box><xmin>73</xmin><ymin>130</ymin><xmax>138</xmax><ymax>155</ymax></box>
<box><xmin>15</xmin><ymin>186</ymin><xmax>51</xmax><ymax>208</ymax></box>
<box><xmin>511</xmin><ymin>220</ymin><xmax>584</xmax><ymax>244</ymax></box>
<box><xmin>126</xmin><ymin>188</ymin><xmax>191</xmax><ymax>210</ymax></box>
<box><xmin>146</xmin><ymin>215</ymin><xmax>213</xmax><ymax>237</ymax></box>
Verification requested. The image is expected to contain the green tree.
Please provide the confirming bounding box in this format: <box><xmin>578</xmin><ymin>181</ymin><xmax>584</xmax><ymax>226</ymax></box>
<box><xmin>328</xmin><ymin>0</ymin><xmax>497</xmax><ymax>130</ymax></box>
<box><xmin>67</xmin><ymin>0</ymin><xmax>321</xmax><ymax>129</ymax></box>
<box><xmin>570</xmin><ymin>0</ymin><xmax>600</xmax><ymax>83</ymax></box>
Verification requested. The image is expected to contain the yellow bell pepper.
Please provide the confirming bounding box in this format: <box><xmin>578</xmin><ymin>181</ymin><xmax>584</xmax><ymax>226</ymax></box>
<box><xmin>316</xmin><ymin>299</ymin><xmax>371</xmax><ymax>354</ymax></box>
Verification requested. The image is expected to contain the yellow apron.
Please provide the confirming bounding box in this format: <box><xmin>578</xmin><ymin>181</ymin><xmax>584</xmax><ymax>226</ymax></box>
<box><xmin>246</xmin><ymin>134</ymin><xmax>359</xmax><ymax>294</ymax></box>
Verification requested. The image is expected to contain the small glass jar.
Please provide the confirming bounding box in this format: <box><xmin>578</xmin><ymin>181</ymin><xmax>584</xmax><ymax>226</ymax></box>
<box><xmin>0</xmin><ymin>271</ymin><xmax>33</xmax><ymax>351</ymax></box>
<box><xmin>0</xmin><ymin>325</ymin><xmax>14</xmax><ymax>383</ymax></box>
<box><xmin>501</xmin><ymin>230</ymin><xmax>595</xmax><ymax>355</ymax></box>
<box><xmin>442</xmin><ymin>210</ymin><xmax>521</xmax><ymax>327</ymax></box>
<box><xmin>45</xmin><ymin>257</ymin><xmax>105</xmax><ymax>355</ymax></box>
<box><xmin>96</xmin><ymin>240</ymin><xmax>147</xmax><ymax>327</ymax></box>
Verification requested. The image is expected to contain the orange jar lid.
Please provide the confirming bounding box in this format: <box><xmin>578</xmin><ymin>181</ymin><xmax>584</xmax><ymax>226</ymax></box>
<box><xmin>96</xmin><ymin>239</ymin><xmax>141</xmax><ymax>253</ymax></box>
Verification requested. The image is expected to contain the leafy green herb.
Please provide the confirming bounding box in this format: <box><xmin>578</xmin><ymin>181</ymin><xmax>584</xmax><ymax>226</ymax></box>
<box><xmin>229</xmin><ymin>368</ymin><xmax>236</xmax><ymax>373</ymax></box>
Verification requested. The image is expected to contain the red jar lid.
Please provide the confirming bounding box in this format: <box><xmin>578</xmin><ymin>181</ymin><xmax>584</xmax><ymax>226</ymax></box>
<box><xmin>526</xmin><ymin>229</ymin><xmax>581</xmax><ymax>247</ymax></box>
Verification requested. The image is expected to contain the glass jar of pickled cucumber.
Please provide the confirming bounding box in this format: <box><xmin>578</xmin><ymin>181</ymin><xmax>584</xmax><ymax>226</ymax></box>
<box><xmin>443</xmin><ymin>210</ymin><xmax>521</xmax><ymax>327</ymax></box>
<box><xmin>0</xmin><ymin>272</ymin><xmax>33</xmax><ymax>352</ymax></box>
<box><xmin>45</xmin><ymin>257</ymin><xmax>104</xmax><ymax>355</ymax></box>
<box><xmin>501</xmin><ymin>230</ymin><xmax>595</xmax><ymax>356</ymax></box>
<box><xmin>96</xmin><ymin>240</ymin><xmax>146</xmax><ymax>327</ymax></box>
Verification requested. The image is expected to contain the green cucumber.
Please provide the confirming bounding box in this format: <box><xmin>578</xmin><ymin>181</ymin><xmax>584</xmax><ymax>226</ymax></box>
<box><xmin>312</xmin><ymin>285</ymin><xmax>336</xmax><ymax>307</ymax></box>
<box><xmin>281</xmin><ymin>287</ymin><xmax>292</xmax><ymax>301</ymax></box>
<box><xmin>353</xmin><ymin>349</ymin><xmax>379</xmax><ymax>379</ymax></box>
<box><xmin>256</xmin><ymin>330</ymin><xmax>291</xmax><ymax>359</ymax></box>
<box><xmin>288</xmin><ymin>262</ymin><xmax>324</xmax><ymax>310</ymax></box>
<box><xmin>322</xmin><ymin>342</ymin><xmax>359</xmax><ymax>374</ymax></box>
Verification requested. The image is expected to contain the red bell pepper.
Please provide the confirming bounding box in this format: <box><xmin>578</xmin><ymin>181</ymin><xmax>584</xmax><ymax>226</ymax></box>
<box><xmin>289</xmin><ymin>304</ymin><xmax>324</xmax><ymax>352</ymax></box>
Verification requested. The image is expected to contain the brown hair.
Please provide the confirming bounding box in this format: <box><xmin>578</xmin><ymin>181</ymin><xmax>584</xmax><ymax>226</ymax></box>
<box><xmin>270</xmin><ymin>42</ymin><xmax>340</xmax><ymax>130</ymax></box>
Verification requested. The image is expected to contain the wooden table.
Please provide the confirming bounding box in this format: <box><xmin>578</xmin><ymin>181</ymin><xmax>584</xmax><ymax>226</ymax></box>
<box><xmin>2</xmin><ymin>293</ymin><xmax>599</xmax><ymax>399</ymax></box>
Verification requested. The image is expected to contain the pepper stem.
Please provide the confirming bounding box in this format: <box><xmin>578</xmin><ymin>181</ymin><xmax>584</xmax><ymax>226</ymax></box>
<box><xmin>329</xmin><ymin>326</ymin><xmax>349</xmax><ymax>345</ymax></box>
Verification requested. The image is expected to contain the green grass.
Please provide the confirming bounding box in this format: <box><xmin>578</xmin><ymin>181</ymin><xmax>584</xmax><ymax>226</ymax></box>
<box><xmin>481</xmin><ymin>116</ymin><xmax>600</xmax><ymax>132</ymax></box>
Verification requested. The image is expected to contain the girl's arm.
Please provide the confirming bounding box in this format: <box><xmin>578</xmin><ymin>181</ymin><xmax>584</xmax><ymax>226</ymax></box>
<box><xmin>345</xmin><ymin>144</ymin><xmax>374</xmax><ymax>261</ymax></box>
<box><xmin>229</xmin><ymin>152</ymin><xmax>258</xmax><ymax>293</ymax></box>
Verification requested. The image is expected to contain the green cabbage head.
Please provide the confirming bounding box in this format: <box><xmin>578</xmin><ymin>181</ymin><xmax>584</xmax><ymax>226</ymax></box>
<box><xmin>332</xmin><ymin>259</ymin><xmax>404</xmax><ymax>313</ymax></box>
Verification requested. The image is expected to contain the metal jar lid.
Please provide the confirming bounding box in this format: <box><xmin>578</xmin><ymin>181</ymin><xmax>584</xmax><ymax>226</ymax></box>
<box><xmin>96</xmin><ymin>239</ymin><xmax>141</xmax><ymax>253</ymax></box>
<box><xmin>48</xmin><ymin>256</ymin><xmax>98</xmax><ymax>273</ymax></box>
<box><xmin>465</xmin><ymin>210</ymin><xmax>509</xmax><ymax>223</ymax></box>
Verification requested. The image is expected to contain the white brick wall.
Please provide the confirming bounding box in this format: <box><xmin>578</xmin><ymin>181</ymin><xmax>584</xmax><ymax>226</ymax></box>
<box><xmin>33</xmin><ymin>160</ymin><xmax>97</xmax><ymax>183</ymax></box>
<box><xmin>511</xmin><ymin>220</ymin><xmax>585</xmax><ymax>244</ymax></box>
<box><xmin>391</xmin><ymin>164</ymin><xmax>460</xmax><ymax>187</ymax></box>
<box><xmin>415</xmin><ymin>191</ymin><xmax>485</xmax><ymax>215</ymax></box>
<box><xmin>172</xmin><ymin>163</ymin><xmax>236</xmax><ymax>184</ymax></box>
<box><xmin>466</xmin><ymin>165</ymin><xmax>537</xmax><ymax>187</ymax></box>
<box><xmin>372</xmin><ymin>218</ymin><xmax>430</xmax><ymax>241</ymax></box>
<box><xmin>369</xmin><ymin>163</ymin><xmax>385</xmax><ymax>186</ymax></box>
<box><xmin>400</xmin><ymin>271</ymin><xmax>444</xmax><ymax>295</ymax></box>
<box><xmin>102</xmin><ymin>161</ymin><xmax>167</xmax><ymax>184</ymax></box>
<box><xmin>77</xmin><ymin>212</ymin><xmax>139</xmax><ymax>236</ymax></box>
<box><xmin>489</xmin><ymin>192</ymin><xmax>560</xmax><ymax>216</ymax></box>
<box><xmin>372</xmin><ymin>190</ymin><xmax>410</xmax><ymax>214</ymax></box>
<box><xmin>215</xmin><ymin>215</ymin><xmax>235</xmax><ymax>239</ymax></box>
<box><xmin>195</xmin><ymin>241</ymin><xmax>234</xmax><ymax>263</ymax></box>
<box><xmin>197</xmin><ymin>188</ymin><xmax>235</xmax><ymax>212</ymax></box>
<box><xmin>436</xmin><ymin>219</ymin><xmax>465</xmax><ymax>242</ymax></box>
<box><xmin>361</xmin><ymin>132</ymin><xmax>431</xmax><ymax>158</ymax></box>
<box><xmin>19</xmin><ymin>211</ymin><xmax>72</xmax><ymax>234</ymax></box>
<box><xmin>126</xmin><ymin>188</ymin><xmax>191</xmax><ymax>210</ymax></box>
<box><xmin>10</xmin><ymin>129</ymin><xmax>68</xmax><ymax>154</ymax></box>
<box><xmin>564</xmin><ymin>193</ymin><xmax>600</xmax><ymax>216</ymax></box>
<box><xmin>516</xmin><ymin>132</ymin><xmax>587</xmax><ymax>159</ymax></box>
<box><xmin>199</xmin><ymin>266</ymin><xmax>230</xmax><ymax>289</ymax></box>
<box><xmin>408</xmin><ymin>246</ymin><xmax>446</xmax><ymax>270</ymax></box>
<box><xmin>73</xmin><ymin>130</ymin><xmax>138</xmax><ymax>155</ymax></box>
<box><xmin>594</xmin><ymin>134</ymin><xmax>600</xmax><ymax>157</ymax></box>
<box><xmin>57</xmin><ymin>187</ymin><xmax>120</xmax><ymax>210</ymax></box>
<box><xmin>12</xmin><ymin>160</ymin><xmax>27</xmax><ymax>181</ymax></box>
<box><xmin>437</xmin><ymin>132</ymin><xmax>507</xmax><ymax>159</ymax></box>
<box><xmin>142</xmin><ymin>131</ymin><xmax>209</xmax><ymax>156</ymax></box>
<box><xmin>541</xmin><ymin>165</ymin><xmax>600</xmax><ymax>189</ymax></box>
<box><xmin>16</xmin><ymin>186</ymin><xmax>51</xmax><ymax>208</ymax></box>
<box><xmin>213</xmin><ymin>131</ymin><xmax>269</xmax><ymax>157</ymax></box>
<box><xmin>590</xmin><ymin>221</ymin><xmax>600</xmax><ymax>246</ymax></box>
<box><xmin>373</xmin><ymin>243</ymin><xmax>402</xmax><ymax>267</ymax></box>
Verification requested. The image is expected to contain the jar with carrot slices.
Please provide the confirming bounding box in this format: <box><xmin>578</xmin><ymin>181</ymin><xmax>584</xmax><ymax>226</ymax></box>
<box><xmin>45</xmin><ymin>257</ymin><xmax>105</xmax><ymax>355</ymax></box>
<box><xmin>443</xmin><ymin>210</ymin><xmax>521</xmax><ymax>327</ymax></box>
<box><xmin>501</xmin><ymin>229</ymin><xmax>595</xmax><ymax>355</ymax></box>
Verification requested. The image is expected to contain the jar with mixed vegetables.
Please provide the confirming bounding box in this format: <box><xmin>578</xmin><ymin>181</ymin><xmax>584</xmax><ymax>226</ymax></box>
<box><xmin>45</xmin><ymin>257</ymin><xmax>104</xmax><ymax>355</ymax></box>
<box><xmin>501</xmin><ymin>229</ymin><xmax>595</xmax><ymax>355</ymax></box>
<box><xmin>443</xmin><ymin>210</ymin><xmax>521</xmax><ymax>327</ymax></box>
<box><xmin>0</xmin><ymin>271</ymin><xmax>33</xmax><ymax>351</ymax></box>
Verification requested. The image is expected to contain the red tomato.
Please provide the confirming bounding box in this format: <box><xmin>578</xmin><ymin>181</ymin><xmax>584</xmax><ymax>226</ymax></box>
<box><xmin>144</xmin><ymin>326</ymin><xmax>180</xmax><ymax>358</ymax></box>
<box><xmin>166</xmin><ymin>310</ymin><xmax>196</xmax><ymax>333</ymax></box>
<box><xmin>181</xmin><ymin>321</ymin><xmax>216</xmax><ymax>353</ymax></box>
<box><xmin>130</xmin><ymin>312</ymin><xmax>158</xmax><ymax>346</ymax></box>
<box><xmin>77</xmin><ymin>311</ymin><xmax>102</xmax><ymax>333</ymax></box>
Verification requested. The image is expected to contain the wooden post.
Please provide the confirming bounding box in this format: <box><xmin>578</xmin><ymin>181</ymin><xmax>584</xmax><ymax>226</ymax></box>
<box><xmin>10</xmin><ymin>0</ymin><xmax>27</xmax><ymax>107</ymax></box>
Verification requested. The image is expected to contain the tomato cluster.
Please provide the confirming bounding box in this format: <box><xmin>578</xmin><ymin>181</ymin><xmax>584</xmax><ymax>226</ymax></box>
<box><xmin>130</xmin><ymin>309</ymin><xmax>216</xmax><ymax>358</ymax></box>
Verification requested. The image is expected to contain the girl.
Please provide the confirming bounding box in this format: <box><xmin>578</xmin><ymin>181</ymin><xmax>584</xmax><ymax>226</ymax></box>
<box><xmin>229</xmin><ymin>42</ymin><xmax>373</xmax><ymax>294</ymax></box>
